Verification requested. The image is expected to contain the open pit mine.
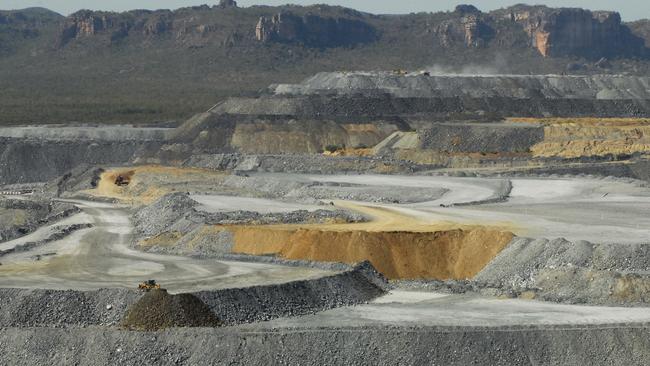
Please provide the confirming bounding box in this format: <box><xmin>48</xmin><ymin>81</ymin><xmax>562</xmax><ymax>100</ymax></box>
<box><xmin>2</xmin><ymin>71</ymin><xmax>650</xmax><ymax>365</ymax></box>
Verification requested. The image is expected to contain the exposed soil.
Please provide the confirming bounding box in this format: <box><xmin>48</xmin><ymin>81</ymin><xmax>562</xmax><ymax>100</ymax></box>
<box><xmin>91</xmin><ymin>166</ymin><xmax>228</xmax><ymax>204</ymax></box>
<box><xmin>230</xmin><ymin>226</ymin><xmax>513</xmax><ymax>280</ymax></box>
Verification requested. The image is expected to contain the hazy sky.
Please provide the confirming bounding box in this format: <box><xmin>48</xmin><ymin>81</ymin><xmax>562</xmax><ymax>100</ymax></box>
<box><xmin>2</xmin><ymin>0</ymin><xmax>648</xmax><ymax>21</ymax></box>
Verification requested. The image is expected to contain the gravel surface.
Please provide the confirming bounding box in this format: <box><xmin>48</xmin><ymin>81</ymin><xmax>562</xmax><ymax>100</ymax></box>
<box><xmin>0</xmin><ymin>223</ymin><xmax>92</xmax><ymax>258</ymax></box>
<box><xmin>0</xmin><ymin>288</ymin><xmax>143</xmax><ymax>327</ymax></box>
<box><xmin>1</xmin><ymin>325</ymin><xmax>649</xmax><ymax>365</ymax></box>
<box><xmin>0</xmin><ymin>198</ymin><xmax>80</xmax><ymax>242</ymax></box>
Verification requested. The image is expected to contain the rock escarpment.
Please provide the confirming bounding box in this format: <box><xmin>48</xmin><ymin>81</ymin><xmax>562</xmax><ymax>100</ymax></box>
<box><xmin>56</xmin><ymin>10</ymin><xmax>164</xmax><ymax>46</ymax></box>
<box><xmin>503</xmin><ymin>5</ymin><xmax>646</xmax><ymax>58</ymax></box>
<box><xmin>255</xmin><ymin>11</ymin><xmax>377</xmax><ymax>47</ymax></box>
<box><xmin>435</xmin><ymin>5</ymin><xmax>494</xmax><ymax>48</ymax></box>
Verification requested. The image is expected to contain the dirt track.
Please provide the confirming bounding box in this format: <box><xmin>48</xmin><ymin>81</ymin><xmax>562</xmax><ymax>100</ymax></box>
<box><xmin>0</xmin><ymin>199</ymin><xmax>334</xmax><ymax>292</ymax></box>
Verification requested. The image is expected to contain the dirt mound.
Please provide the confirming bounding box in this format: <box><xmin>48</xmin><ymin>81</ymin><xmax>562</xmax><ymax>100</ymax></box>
<box><xmin>230</xmin><ymin>226</ymin><xmax>513</xmax><ymax>280</ymax></box>
<box><xmin>91</xmin><ymin>166</ymin><xmax>227</xmax><ymax>204</ymax></box>
<box><xmin>121</xmin><ymin>289</ymin><xmax>220</xmax><ymax>331</ymax></box>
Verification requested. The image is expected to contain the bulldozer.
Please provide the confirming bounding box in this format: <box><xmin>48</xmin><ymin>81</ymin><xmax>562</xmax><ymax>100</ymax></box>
<box><xmin>138</xmin><ymin>280</ymin><xmax>161</xmax><ymax>291</ymax></box>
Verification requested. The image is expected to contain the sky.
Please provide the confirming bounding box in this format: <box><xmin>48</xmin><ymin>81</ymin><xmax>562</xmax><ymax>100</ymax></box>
<box><xmin>1</xmin><ymin>0</ymin><xmax>648</xmax><ymax>21</ymax></box>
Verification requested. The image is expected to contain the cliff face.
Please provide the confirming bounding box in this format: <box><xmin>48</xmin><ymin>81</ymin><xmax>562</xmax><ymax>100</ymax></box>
<box><xmin>504</xmin><ymin>6</ymin><xmax>646</xmax><ymax>58</ymax></box>
<box><xmin>56</xmin><ymin>10</ymin><xmax>173</xmax><ymax>46</ymax></box>
<box><xmin>435</xmin><ymin>6</ymin><xmax>494</xmax><ymax>48</ymax></box>
<box><xmin>3</xmin><ymin>4</ymin><xmax>650</xmax><ymax>126</ymax></box>
<box><xmin>49</xmin><ymin>4</ymin><xmax>647</xmax><ymax>57</ymax></box>
<box><xmin>55</xmin><ymin>6</ymin><xmax>241</xmax><ymax>47</ymax></box>
<box><xmin>629</xmin><ymin>20</ymin><xmax>650</xmax><ymax>48</ymax></box>
<box><xmin>255</xmin><ymin>11</ymin><xmax>377</xmax><ymax>48</ymax></box>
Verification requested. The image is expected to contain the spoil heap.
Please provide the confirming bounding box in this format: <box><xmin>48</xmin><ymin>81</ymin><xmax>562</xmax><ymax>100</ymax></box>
<box><xmin>121</xmin><ymin>289</ymin><xmax>220</xmax><ymax>331</ymax></box>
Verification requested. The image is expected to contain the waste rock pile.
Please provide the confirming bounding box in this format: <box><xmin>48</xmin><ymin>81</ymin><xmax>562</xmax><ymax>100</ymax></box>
<box><xmin>120</xmin><ymin>289</ymin><xmax>221</xmax><ymax>331</ymax></box>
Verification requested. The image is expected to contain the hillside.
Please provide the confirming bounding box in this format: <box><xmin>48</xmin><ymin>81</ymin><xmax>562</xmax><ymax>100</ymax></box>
<box><xmin>0</xmin><ymin>2</ymin><xmax>649</xmax><ymax>125</ymax></box>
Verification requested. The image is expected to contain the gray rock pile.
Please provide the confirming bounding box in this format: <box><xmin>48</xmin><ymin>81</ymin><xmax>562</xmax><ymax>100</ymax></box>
<box><xmin>195</xmin><ymin>261</ymin><xmax>388</xmax><ymax>324</ymax></box>
<box><xmin>133</xmin><ymin>192</ymin><xmax>199</xmax><ymax>239</ymax></box>
<box><xmin>132</xmin><ymin>192</ymin><xmax>364</xmax><ymax>257</ymax></box>
<box><xmin>475</xmin><ymin>237</ymin><xmax>650</xmax><ymax>305</ymax></box>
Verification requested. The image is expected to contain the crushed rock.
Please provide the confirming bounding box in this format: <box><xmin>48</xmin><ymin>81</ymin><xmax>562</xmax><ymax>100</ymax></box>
<box><xmin>474</xmin><ymin>237</ymin><xmax>650</xmax><ymax>305</ymax></box>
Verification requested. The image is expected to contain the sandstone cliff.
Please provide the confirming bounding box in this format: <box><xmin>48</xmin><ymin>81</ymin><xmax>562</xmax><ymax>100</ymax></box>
<box><xmin>434</xmin><ymin>5</ymin><xmax>494</xmax><ymax>48</ymax></box>
<box><xmin>3</xmin><ymin>4</ymin><xmax>650</xmax><ymax>125</ymax></box>
<box><xmin>49</xmin><ymin>4</ymin><xmax>647</xmax><ymax>59</ymax></box>
<box><xmin>255</xmin><ymin>11</ymin><xmax>377</xmax><ymax>48</ymax></box>
<box><xmin>55</xmin><ymin>6</ymin><xmax>237</xmax><ymax>47</ymax></box>
<box><xmin>501</xmin><ymin>5</ymin><xmax>646</xmax><ymax>58</ymax></box>
<box><xmin>629</xmin><ymin>20</ymin><xmax>650</xmax><ymax>48</ymax></box>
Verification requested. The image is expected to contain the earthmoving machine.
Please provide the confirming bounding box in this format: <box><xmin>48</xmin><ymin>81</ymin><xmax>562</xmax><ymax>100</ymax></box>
<box><xmin>138</xmin><ymin>280</ymin><xmax>161</xmax><ymax>291</ymax></box>
<box><xmin>115</xmin><ymin>174</ymin><xmax>130</xmax><ymax>186</ymax></box>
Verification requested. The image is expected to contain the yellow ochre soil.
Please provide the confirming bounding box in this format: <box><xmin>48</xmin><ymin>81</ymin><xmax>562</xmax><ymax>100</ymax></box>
<box><xmin>229</xmin><ymin>203</ymin><xmax>514</xmax><ymax>280</ymax></box>
<box><xmin>508</xmin><ymin>118</ymin><xmax>650</xmax><ymax>158</ymax></box>
<box><xmin>88</xmin><ymin>165</ymin><xmax>227</xmax><ymax>205</ymax></box>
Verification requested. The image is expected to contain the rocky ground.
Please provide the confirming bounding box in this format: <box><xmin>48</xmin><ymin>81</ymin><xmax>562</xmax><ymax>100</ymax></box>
<box><xmin>2</xmin><ymin>71</ymin><xmax>650</xmax><ymax>364</ymax></box>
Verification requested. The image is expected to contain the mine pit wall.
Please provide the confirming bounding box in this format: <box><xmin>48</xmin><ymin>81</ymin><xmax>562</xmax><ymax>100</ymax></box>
<box><xmin>162</xmin><ymin>112</ymin><xmax>407</xmax><ymax>160</ymax></box>
<box><xmin>531</xmin><ymin>121</ymin><xmax>650</xmax><ymax>158</ymax></box>
<box><xmin>182</xmin><ymin>153</ymin><xmax>435</xmax><ymax>175</ymax></box>
<box><xmin>418</xmin><ymin>123</ymin><xmax>545</xmax><ymax>153</ymax></box>
<box><xmin>0</xmin><ymin>138</ymin><xmax>163</xmax><ymax>184</ymax></box>
<box><xmin>3</xmin><ymin>325</ymin><xmax>649</xmax><ymax>365</ymax></box>
<box><xmin>229</xmin><ymin>226</ymin><xmax>514</xmax><ymax>280</ymax></box>
<box><xmin>215</xmin><ymin>95</ymin><xmax>650</xmax><ymax>119</ymax></box>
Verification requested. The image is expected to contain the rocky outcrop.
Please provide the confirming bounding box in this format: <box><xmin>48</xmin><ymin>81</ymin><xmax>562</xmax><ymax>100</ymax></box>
<box><xmin>255</xmin><ymin>11</ymin><xmax>376</xmax><ymax>48</ymax></box>
<box><xmin>141</xmin><ymin>14</ymin><xmax>172</xmax><ymax>36</ymax></box>
<box><xmin>55</xmin><ymin>7</ymin><xmax>239</xmax><ymax>48</ymax></box>
<box><xmin>56</xmin><ymin>10</ymin><xmax>131</xmax><ymax>46</ymax></box>
<box><xmin>48</xmin><ymin>4</ymin><xmax>650</xmax><ymax>58</ymax></box>
<box><xmin>217</xmin><ymin>0</ymin><xmax>238</xmax><ymax>8</ymax></box>
<box><xmin>503</xmin><ymin>6</ymin><xmax>646</xmax><ymax>58</ymax></box>
<box><xmin>435</xmin><ymin>5</ymin><xmax>494</xmax><ymax>48</ymax></box>
<box><xmin>629</xmin><ymin>20</ymin><xmax>650</xmax><ymax>48</ymax></box>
